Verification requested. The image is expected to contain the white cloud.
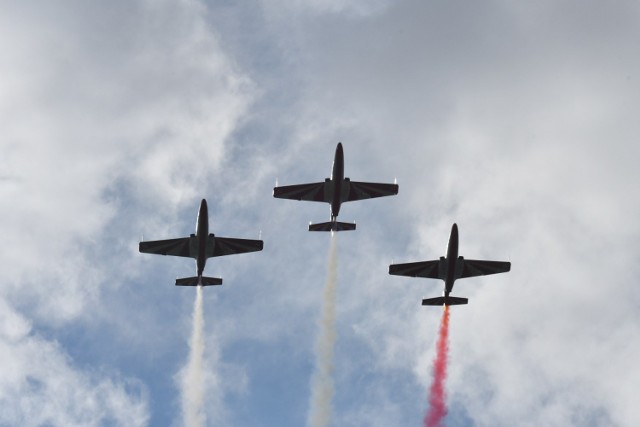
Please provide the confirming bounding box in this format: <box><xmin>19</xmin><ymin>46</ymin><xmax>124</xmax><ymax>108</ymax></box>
<box><xmin>2</xmin><ymin>0</ymin><xmax>640</xmax><ymax>426</ymax></box>
<box><xmin>0</xmin><ymin>0</ymin><xmax>255</xmax><ymax>424</ymax></box>
<box><xmin>0</xmin><ymin>300</ymin><xmax>148</xmax><ymax>426</ymax></box>
<box><xmin>0</xmin><ymin>0</ymin><xmax>254</xmax><ymax>315</ymax></box>
<box><xmin>241</xmin><ymin>1</ymin><xmax>640</xmax><ymax>425</ymax></box>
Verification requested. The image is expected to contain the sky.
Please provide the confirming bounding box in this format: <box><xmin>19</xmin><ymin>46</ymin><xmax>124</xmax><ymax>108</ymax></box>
<box><xmin>1</xmin><ymin>0</ymin><xmax>639</xmax><ymax>426</ymax></box>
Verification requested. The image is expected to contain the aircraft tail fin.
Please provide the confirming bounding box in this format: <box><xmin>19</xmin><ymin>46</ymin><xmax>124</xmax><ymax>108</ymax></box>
<box><xmin>422</xmin><ymin>296</ymin><xmax>468</xmax><ymax>306</ymax></box>
<box><xmin>175</xmin><ymin>276</ymin><xmax>223</xmax><ymax>287</ymax></box>
<box><xmin>309</xmin><ymin>221</ymin><xmax>356</xmax><ymax>232</ymax></box>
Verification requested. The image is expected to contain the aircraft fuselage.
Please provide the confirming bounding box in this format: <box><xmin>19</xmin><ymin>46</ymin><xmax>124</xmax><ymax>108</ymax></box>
<box><xmin>195</xmin><ymin>198</ymin><xmax>209</xmax><ymax>276</ymax></box>
<box><xmin>444</xmin><ymin>223</ymin><xmax>459</xmax><ymax>297</ymax></box>
<box><xmin>330</xmin><ymin>142</ymin><xmax>345</xmax><ymax>220</ymax></box>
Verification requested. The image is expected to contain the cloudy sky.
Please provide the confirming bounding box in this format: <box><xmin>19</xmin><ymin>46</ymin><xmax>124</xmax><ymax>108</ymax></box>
<box><xmin>1</xmin><ymin>0</ymin><xmax>639</xmax><ymax>426</ymax></box>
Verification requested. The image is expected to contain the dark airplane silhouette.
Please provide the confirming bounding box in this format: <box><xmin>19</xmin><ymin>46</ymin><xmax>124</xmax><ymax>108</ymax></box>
<box><xmin>273</xmin><ymin>142</ymin><xmax>399</xmax><ymax>231</ymax></box>
<box><xmin>139</xmin><ymin>199</ymin><xmax>263</xmax><ymax>286</ymax></box>
<box><xmin>389</xmin><ymin>223</ymin><xmax>510</xmax><ymax>306</ymax></box>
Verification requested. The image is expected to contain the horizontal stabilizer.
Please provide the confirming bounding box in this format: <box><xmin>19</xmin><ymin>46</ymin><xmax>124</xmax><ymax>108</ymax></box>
<box><xmin>309</xmin><ymin>221</ymin><xmax>356</xmax><ymax>232</ymax></box>
<box><xmin>175</xmin><ymin>276</ymin><xmax>223</xmax><ymax>287</ymax></box>
<box><xmin>422</xmin><ymin>296</ymin><xmax>468</xmax><ymax>306</ymax></box>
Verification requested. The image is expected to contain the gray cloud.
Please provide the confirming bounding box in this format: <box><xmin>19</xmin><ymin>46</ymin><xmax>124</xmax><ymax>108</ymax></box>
<box><xmin>209</xmin><ymin>1</ymin><xmax>640</xmax><ymax>426</ymax></box>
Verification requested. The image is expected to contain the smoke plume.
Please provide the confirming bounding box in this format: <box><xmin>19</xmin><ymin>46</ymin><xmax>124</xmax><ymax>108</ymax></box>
<box><xmin>182</xmin><ymin>285</ymin><xmax>205</xmax><ymax>427</ymax></box>
<box><xmin>424</xmin><ymin>305</ymin><xmax>450</xmax><ymax>427</ymax></box>
<box><xmin>308</xmin><ymin>234</ymin><xmax>339</xmax><ymax>427</ymax></box>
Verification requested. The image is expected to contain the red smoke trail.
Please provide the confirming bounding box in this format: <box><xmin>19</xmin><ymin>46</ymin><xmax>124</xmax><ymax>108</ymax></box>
<box><xmin>424</xmin><ymin>305</ymin><xmax>450</xmax><ymax>427</ymax></box>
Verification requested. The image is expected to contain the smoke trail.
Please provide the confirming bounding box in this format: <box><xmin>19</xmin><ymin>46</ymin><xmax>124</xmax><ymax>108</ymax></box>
<box><xmin>182</xmin><ymin>285</ymin><xmax>205</xmax><ymax>427</ymax></box>
<box><xmin>308</xmin><ymin>234</ymin><xmax>339</xmax><ymax>427</ymax></box>
<box><xmin>424</xmin><ymin>305</ymin><xmax>450</xmax><ymax>427</ymax></box>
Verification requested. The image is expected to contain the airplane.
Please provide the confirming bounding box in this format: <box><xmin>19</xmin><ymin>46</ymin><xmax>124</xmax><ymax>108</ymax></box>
<box><xmin>388</xmin><ymin>223</ymin><xmax>510</xmax><ymax>306</ymax></box>
<box><xmin>139</xmin><ymin>199</ymin><xmax>263</xmax><ymax>286</ymax></box>
<box><xmin>273</xmin><ymin>142</ymin><xmax>399</xmax><ymax>231</ymax></box>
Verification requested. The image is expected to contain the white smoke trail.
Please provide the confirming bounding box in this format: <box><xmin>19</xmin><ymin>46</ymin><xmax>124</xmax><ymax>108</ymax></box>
<box><xmin>182</xmin><ymin>285</ymin><xmax>205</xmax><ymax>427</ymax></box>
<box><xmin>308</xmin><ymin>234</ymin><xmax>339</xmax><ymax>427</ymax></box>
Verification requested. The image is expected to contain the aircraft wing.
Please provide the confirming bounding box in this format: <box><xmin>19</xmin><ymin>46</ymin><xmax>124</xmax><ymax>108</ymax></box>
<box><xmin>389</xmin><ymin>260</ymin><xmax>440</xmax><ymax>279</ymax></box>
<box><xmin>210</xmin><ymin>236</ymin><xmax>264</xmax><ymax>257</ymax></box>
<box><xmin>346</xmin><ymin>181</ymin><xmax>399</xmax><ymax>202</ymax></box>
<box><xmin>461</xmin><ymin>260</ymin><xmax>511</xmax><ymax>278</ymax></box>
<box><xmin>139</xmin><ymin>237</ymin><xmax>191</xmax><ymax>257</ymax></box>
<box><xmin>273</xmin><ymin>182</ymin><xmax>327</xmax><ymax>202</ymax></box>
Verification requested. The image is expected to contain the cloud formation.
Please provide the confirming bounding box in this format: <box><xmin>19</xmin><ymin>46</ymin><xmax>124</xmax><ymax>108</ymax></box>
<box><xmin>0</xmin><ymin>300</ymin><xmax>148</xmax><ymax>426</ymax></box>
<box><xmin>0</xmin><ymin>0</ymin><xmax>253</xmax><ymax>424</ymax></box>
<box><xmin>2</xmin><ymin>0</ymin><xmax>639</xmax><ymax>426</ymax></box>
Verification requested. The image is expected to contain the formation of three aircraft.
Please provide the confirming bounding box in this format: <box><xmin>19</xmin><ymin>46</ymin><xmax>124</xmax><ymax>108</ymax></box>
<box><xmin>139</xmin><ymin>143</ymin><xmax>510</xmax><ymax>306</ymax></box>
